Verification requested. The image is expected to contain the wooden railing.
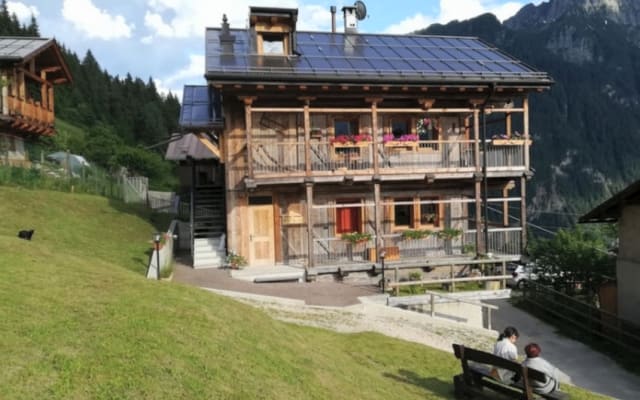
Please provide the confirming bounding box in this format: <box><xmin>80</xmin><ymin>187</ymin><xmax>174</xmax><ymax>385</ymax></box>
<box><xmin>310</xmin><ymin>228</ymin><xmax>521</xmax><ymax>266</ymax></box>
<box><xmin>5</xmin><ymin>95</ymin><xmax>54</xmax><ymax>133</ymax></box>
<box><xmin>250</xmin><ymin>139</ymin><xmax>527</xmax><ymax>176</ymax></box>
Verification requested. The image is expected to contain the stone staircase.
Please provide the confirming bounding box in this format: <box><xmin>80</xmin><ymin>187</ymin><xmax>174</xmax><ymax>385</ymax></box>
<box><xmin>192</xmin><ymin>185</ymin><xmax>226</xmax><ymax>268</ymax></box>
<box><xmin>193</xmin><ymin>236</ymin><xmax>226</xmax><ymax>269</ymax></box>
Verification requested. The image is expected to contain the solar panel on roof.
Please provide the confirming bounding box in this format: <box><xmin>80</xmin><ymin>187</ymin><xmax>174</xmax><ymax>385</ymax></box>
<box><xmin>204</xmin><ymin>28</ymin><xmax>549</xmax><ymax>83</ymax></box>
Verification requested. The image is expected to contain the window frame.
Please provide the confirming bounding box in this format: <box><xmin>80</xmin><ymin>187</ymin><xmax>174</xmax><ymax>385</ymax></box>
<box><xmin>334</xmin><ymin>198</ymin><xmax>363</xmax><ymax>235</ymax></box>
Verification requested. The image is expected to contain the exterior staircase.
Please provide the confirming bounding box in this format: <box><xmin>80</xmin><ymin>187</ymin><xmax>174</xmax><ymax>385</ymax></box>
<box><xmin>192</xmin><ymin>185</ymin><xmax>226</xmax><ymax>268</ymax></box>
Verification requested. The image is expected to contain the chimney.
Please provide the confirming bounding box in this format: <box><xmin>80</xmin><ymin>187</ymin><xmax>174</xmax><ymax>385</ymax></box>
<box><xmin>219</xmin><ymin>14</ymin><xmax>236</xmax><ymax>47</ymax></box>
<box><xmin>330</xmin><ymin>6</ymin><xmax>336</xmax><ymax>33</ymax></box>
<box><xmin>342</xmin><ymin>5</ymin><xmax>357</xmax><ymax>33</ymax></box>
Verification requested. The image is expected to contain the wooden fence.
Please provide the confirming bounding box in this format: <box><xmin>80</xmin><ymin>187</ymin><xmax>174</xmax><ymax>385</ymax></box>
<box><xmin>521</xmin><ymin>281</ymin><xmax>640</xmax><ymax>358</ymax></box>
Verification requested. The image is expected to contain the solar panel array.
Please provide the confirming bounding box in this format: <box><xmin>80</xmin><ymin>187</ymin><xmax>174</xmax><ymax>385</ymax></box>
<box><xmin>0</xmin><ymin>37</ymin><xmax>51</xmax><ymax>60</ymax></box>
<box><xmin>206</xmin><ymin>30</ymin><xmax>549</xmax><ymax>82</ymax></box>
<box><xmin>179</xmin><ymin>86</ymin><xmax>223</xmax><ymax>128</ymax></box>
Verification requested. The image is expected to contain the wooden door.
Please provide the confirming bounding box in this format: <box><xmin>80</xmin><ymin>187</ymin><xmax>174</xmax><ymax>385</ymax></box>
<box><xmin>248</xmin><ymin>204</ymin><xmax>275</xmax><ymax>266</ymax></box>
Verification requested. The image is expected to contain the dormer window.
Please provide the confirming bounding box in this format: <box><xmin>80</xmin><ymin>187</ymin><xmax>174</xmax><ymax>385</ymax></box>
<box><xmin>260</xmin><ymin>32</ymin><xmax>286</xmax><ymax>55</ymax></box>
<box><xmin>249</xmin><ymin>6</ymin><xmax>297</xmax><ymax>56</ymax></box>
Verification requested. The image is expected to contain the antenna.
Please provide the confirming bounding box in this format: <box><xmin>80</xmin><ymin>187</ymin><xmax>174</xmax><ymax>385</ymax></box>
<box><xmin>354</xmin><ymin>1</ymin><xmax>367</xmax><ymax>20</ymax></box>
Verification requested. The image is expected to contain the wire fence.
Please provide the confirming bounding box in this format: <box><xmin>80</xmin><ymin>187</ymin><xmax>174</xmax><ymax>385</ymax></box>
<box><xmin>0</xmin><ymin>161</ymin><xmax>124</xmax><ymax>200</ymax></box>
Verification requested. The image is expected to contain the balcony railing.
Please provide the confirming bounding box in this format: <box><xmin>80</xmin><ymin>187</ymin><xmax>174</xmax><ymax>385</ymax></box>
<box><xmin>4</xmin><ymin>95</ymin><xmax>54</xmax><ymax>134</ymax></box>
<box><xmin>250</xmin><ymin>139</ymin><xmax>526</xmax><ymax>177</ymax></box>
<box><xmin>310</xmin><ymin>228</ymin><xmax>522</xmax><ymax>266</ymax></box>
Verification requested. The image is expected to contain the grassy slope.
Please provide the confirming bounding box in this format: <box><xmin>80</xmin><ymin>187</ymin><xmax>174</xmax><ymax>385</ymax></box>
<box><xmin>0</xmin><ymin>187</ymin><xmax>608</xmax><ymax>399</ymax></box>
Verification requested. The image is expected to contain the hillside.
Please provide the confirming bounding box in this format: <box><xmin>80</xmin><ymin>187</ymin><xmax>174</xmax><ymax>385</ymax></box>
<box><xmin>0</xmin><ymin>188</ymin><xmax>607</xmax><ymax>399</ymax></box>
<box><xmin>420</xmin><ymin>0</ymin><xmax>640</xmax><ymax>229</ymax></box>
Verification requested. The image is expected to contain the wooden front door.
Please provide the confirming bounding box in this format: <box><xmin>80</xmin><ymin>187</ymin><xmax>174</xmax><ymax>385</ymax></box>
<box><xmin>248</xmin><ymin>203</ymin><xmax>275</xmax><ymax>266</ymax></box>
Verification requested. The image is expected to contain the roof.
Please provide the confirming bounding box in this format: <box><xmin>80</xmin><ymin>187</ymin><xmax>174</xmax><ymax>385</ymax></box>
<box><xmin>205</xmin><ymin>29</ymin><xmax>552</xmax><ymax>86</ymax></box>
<box><xmin>579</xmin><ymin>180</ymin><xmax>640</xmax><ymax>223</ymax></box>
<box><xmin>0</xmin><ymin>37</ymin><xmax>72</xmax><ymax>83</ymax></box>
<box><xmin>179</xmin><ymin>85</ymin><xmax>223</xmax><ymax>129</ymax></box>
<box><xmin>165</xmin><ymin>133</ymin><xmax>219</xmax><ymax>161</ymax></box>
<box><xmin>0</xmin><ymin>37</ymin><xmax>52</xmax><ymax>60</ymax></box>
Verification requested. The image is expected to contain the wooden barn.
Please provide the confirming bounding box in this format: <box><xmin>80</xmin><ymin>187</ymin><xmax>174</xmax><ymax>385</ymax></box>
<box><xmin>172</xmin><ymin>6</ymin><xmax>551</xmax><ymax>278</ymax></box>
<box><xmin>0</xmin><ymin>37</ymin><xmax>71</xmax><ymax>166</ymax></box>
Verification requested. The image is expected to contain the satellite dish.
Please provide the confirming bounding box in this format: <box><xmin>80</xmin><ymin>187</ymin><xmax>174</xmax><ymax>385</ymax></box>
<box><xmin>354</xmin><ymin>1</ymin><xmax>367</xmax><ymax>20</ymax></box>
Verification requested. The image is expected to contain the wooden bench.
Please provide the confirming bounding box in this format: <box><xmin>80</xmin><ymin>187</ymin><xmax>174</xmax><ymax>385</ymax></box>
<box><xmin>452</xmin><ymin>344</ymin><xmax>568</xmax><ymax>400</ymax></box>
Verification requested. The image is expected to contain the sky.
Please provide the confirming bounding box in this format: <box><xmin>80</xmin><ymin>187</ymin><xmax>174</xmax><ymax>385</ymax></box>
<box><xmin>7</xmin><ymin>0</ymin><xmax>545</xmax><ymax>100</ymax></box>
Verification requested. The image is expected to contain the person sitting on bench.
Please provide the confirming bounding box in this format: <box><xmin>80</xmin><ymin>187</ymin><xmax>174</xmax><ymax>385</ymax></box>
<box><xmin>492</xmin><ymin>326</ymin><xmax>520</xmax><ymax>382</ymax></box>
<box><xmin>522</xmin><ymin>343</ymin><xmax>561</xmax><ymax>394</ymax></box>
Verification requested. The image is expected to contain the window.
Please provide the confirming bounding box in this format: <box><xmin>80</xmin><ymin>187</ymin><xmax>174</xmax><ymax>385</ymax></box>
<box><xmin>391</xmin><ymin>118</ymin><xmax>410</xmax><ymax>139</ymax></box>
<box><xmin>262</xmin><ymin>33</ymin><xmax>285</xmax><ymax>54</ymax></box>
<box><xmin>336</xmin><ymin>199</ymin><xmax>362</xmax><ymax>234</ymax></box>
<box><xmin>334</xmin><ymin>118</ymin><xmax>359</xmax><ymax>137</ymax></box>
<box><xmin>393</xmin><ymin>198</ymin><xmax>413</xmax><ymax>228</ymax></box>
<box><xmin>420</xmin><ymin>198</ymin><xmax>440</xmax><ymax>227</ymax></box>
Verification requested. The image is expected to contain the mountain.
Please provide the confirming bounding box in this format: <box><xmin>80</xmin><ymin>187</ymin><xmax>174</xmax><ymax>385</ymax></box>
<box><xmin>420</xmin><ymin>0</ymin><xmax>640</xmax><ymax>229</ymax></box>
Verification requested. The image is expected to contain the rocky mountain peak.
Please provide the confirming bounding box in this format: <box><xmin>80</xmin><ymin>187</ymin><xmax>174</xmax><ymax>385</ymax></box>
<box><xmin>505</xmin><ymin>0</ymin><xmax>640</xmax><ymax>30</ymax></box>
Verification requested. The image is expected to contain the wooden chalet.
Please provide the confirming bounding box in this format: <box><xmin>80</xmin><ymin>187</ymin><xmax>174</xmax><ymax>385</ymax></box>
<box><xmin>173</xmin><ymin>6</ymin><xmax>552</xmax><ymax>277</ymax></box>
<box><xmin>580</xmin><ymin>180</ymin><xmax>640</xmax><ymax>324</ymax></box>
<box><xmin>0</xmin><ymin>37</ymin><xmax>71</xmax><ymax>166</ymax></box>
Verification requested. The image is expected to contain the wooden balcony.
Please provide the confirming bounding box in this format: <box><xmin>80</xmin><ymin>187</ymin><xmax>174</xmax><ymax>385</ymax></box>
<box><xmin>250</xmin><ymin>140</ymin><xmax>528</xmax><ymax>180</ymax></box>
<box><xmin>3</xmin><ymin>95</ymin><xmax>55</xmax><ymax>136</ymax></box>
<box><xmin>310</xmin><ymin>227</ymin><xmax>522</xmax><ymax>267</ymax></box>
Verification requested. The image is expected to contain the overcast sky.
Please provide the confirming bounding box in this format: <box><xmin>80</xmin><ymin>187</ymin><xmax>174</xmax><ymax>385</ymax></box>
<box><xmin>8</xmin><ymin>0</ymin><xmax>544</xmax><ymax>100</ymax></box>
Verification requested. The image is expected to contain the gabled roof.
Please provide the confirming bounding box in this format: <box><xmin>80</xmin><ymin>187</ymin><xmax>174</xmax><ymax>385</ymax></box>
<box><xmin>579</xmin><ymin>180</ymin><xmax>640</xmax><ymax>223</ymax></box>
<box><xmin>179</xmin><ymin>85</ymin><xmax>223</xmax><ymax>129</ymax></box>
<box><xmin>0</xmin><ymin>36</ymin><xmax>72</xmax><ymax>83</ymax></box>
<box><xmin>165</xmin><ymin>133</ymin><xmax>219</xmax><ymax>161</ymax></box>
<box><xmin>205</xmin><ymin>29</ymin><xmax>552</xmax><ymax>86</ymax></box>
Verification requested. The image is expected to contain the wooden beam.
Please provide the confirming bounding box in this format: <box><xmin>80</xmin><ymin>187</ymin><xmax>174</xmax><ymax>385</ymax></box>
<box><xmin>418</xmin><ymin>98</ymin><xmax>435</xmax><ymax>110</ymax></box>
<box><xmin>41</xmin><ymin>66</ymin><xmax>62</xmax><ymax>73</ymax></box>
<box><xmin>18</xmin><ymin>67</ymin><xmax>53</xmax><ymax>86</ymax></box>
<box><xmin>363</xmin><ymin>86</ymin><xmax>370</xmax><ymax>91</ymax></box>
<box><xmin>196</xmin><ymin>133</ymin><xmax>222</xmax><ymax>159</ymax></box>
<box><xmin>340</xmin><ymin>85</ymin><xmax>349</xmax><ymax>91</ymax></box>
<box><xmin>299</xmin><ymin>85</ymin><xmax>307</xmax><ymax>91</ymax></box>
<box><xmin>256</xmin><ymin>84</ymin><xmax>264</xmax><ymax>90</ymax></box>
<box><xmin>277</xmin><ymin>85</ymin><xmax>286</xmax><ymax>90</ymax></box>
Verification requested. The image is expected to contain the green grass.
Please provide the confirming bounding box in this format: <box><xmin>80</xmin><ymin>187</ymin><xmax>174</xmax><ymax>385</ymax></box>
<box><xmin>0</xmin><ymin>186</ymin><xmax>610</xmax><ymax>399</ymax></box>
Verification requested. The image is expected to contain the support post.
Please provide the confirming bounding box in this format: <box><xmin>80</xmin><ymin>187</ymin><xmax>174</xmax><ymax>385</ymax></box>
<box><xmin>243</xmin><ymin>97</ymin><xmax>255</xmax><ymax>179</ymax></box>
<box><xmin>303</xmin><ymin>101</ymin><xmax>311</xmax><ymax>176</ymax></box>
<box><xmin>450</xmin><ymin>264</ymin><xmax>455</xmax><ymax>292</ymax></box>
<box><xmin>481</xmin><ymin>107</ymin><xmax>490</xmax><ymax>255</ymax></box>
<box><xmin>305</xmin><ymin>182</ymin><xmax>314</xmax><ymax>269</ymax></box>
<box><xmin>374</xmin><ymin>181</ymin><xmax>381</xmax><ymax>264</ymax></box>
<box><xmin>520</xmin><ymin>176</ymin><xmax>527</xmax><ymax>255</ymax></box>
<box><xmin>523</xmin><ymin>97</ymin><xmax>530</xmax><ymax>170</ymax></box>
<box><xmin>430</xmin><ymin>293</ymin><xmax>435</xmax><ymax>317</ymax></box>
<box><xmin>370</xmin><ymin>99</ymin><xmax>380</xmax><ymax>173</ymax></box>
<box><xmin>473</xmin><ymin>109</ymin><xmax>483</xmax><ymax>254</ymax></box>
<box><xmin>190</xmin><ymin>160</ymin><xmax>196</xmax><ymax>262</ymax></box>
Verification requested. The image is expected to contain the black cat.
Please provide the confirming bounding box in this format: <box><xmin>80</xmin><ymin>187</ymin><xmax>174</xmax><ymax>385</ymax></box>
<box><xmin>18</xmin><ymin>229</ymin><xmax>34</xmax><ymax>240</ymax></box>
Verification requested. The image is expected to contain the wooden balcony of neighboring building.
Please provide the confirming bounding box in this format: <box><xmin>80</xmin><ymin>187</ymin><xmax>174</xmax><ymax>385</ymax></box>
<box><xmin>248</xmin><ymin>139</ymin><xmax>529</xmax><ymax>184</ymax></box>
<box><xmin>2</xmin><ymin>95</ymin><xmax>55</xmax><ymax>136</ymax></box>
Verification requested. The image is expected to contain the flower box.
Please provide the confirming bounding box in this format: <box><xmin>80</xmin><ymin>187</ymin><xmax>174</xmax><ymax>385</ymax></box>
<box><xmin>491</xmin><ymin>139</ymin><xmax>532</xmax><ymax>146</ymax></box>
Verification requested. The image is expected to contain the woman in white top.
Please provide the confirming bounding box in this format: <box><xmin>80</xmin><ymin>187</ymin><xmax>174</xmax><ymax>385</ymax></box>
<box><xmin>522</xmin><ymin>343</ymin><xmax>561</xmax><ymax>394</ymax></box>
<box><xmin>492</xmin><ymin>326</ymin><xmax>519</xmax><ymax>382</ymax></box>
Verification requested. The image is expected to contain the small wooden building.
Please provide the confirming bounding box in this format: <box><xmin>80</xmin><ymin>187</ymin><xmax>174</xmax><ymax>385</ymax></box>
<box><xmin>580</xmin><ymin>180</ymin><xmax>640</xmax><ymax>324</ymax></box>
<box><xmin>174</xmin><ymin>6</ymin><xmax>551</xmax><ymax>276</ymax></box>
<box><xmin>0</xmin><ymin>37</ymin><xmax>71</xmax><ymax>166</ymax></box>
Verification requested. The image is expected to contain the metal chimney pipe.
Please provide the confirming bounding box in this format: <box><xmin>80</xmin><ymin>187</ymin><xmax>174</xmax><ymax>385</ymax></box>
<box><xmin>330</xmin><ymin>6</ymin><xmax>336</xmax><ymax>33</ymax></box>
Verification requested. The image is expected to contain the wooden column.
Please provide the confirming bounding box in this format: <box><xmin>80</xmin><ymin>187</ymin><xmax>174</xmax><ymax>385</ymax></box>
<box><xmin>520</xmin><ymin>176</ymin><xmax>527</xmax><ymax>256</ymax></box>
<box><xmin>48</xmin><ymin>87</ymin><xmax>54</xmax><ymax>113</ymax></box>
<box><xmin>18</xmin><ymin>70</ymin><xmax>25</xmax><ymax>100</ymax></box>
<box><xmin>242</xmin><ymin>97</ymin><xmax>255</xmax><ymax>179</ymax></box>
<box><xmin>301</xmin><ymin>98</ymin><xmax>312</xmax><ymax>176</ymax></box>
<box><xmin>473</xmin><ymin>109</ymin><xmax>483</xmax><ymax>254</ymax></box>
<box><xmin>505</xmin><ymin>112</ymin><xmax>512</xmax><ymax>137</ymax></box>
<box><xmin>368</xmin><ymin>98</ymin><xmax>381</xmax><ymax>173</ymax></box>
<box><xmin>523</xmin><ymin>97</ymin><xmax>530</xmax><ymax>170</ymax></box>
<box><xmin>374</xmin><ymin>181</ymin><xmax>382</xmax><ymax>262</ymax></box>
<box><xmin>503</xmin><ymin>187</ymin><xmax>509</xmax><ymax>227</ymax></box>
<box><xmin>305</xmin><ymin>182</ymin><xmax>314</xmax><ymax>269</ymax></box>
<box><xmin>40</xmin><ymin>71</ymin><xmax>48</xmax><ymax>110</ymax></box>
<box><xmin>1</xmin><ymin>73</ymin><xmax>8</xmax><ymax>115</ymax></box>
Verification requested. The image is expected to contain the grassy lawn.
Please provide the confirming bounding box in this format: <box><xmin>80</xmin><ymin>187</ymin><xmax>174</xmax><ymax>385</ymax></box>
<box><xmin>0</xmin><ymin>187</ymin><xmax>610</xmax><ymax>399</ymax></box>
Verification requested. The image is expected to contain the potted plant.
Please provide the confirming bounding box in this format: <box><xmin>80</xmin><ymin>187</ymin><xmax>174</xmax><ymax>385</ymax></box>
<box><xmin>226</xmin><ymin>251</ymin><xmax>247</xmax><ymax>269</ymax></box>
<box><xmin>437</xmin><ymin>228</ymin><xmax>463</xmax><ymax>255</ymax></box>
<box><xmin>401</xmin><ymin>229</ymin><xmax>432</xmax><ymax>240</ymax></box>
<box><xmin>341</xmin><ymin>231</ymin><xmax>372</xmax><ymax>244</ymax></box>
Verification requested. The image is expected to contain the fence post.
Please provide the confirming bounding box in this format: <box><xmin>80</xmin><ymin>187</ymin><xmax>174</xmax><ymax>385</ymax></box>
<box><xmin>430</xmin><ymin>293</ymin><xmax>435</xmax><ymax>317</ymax></box>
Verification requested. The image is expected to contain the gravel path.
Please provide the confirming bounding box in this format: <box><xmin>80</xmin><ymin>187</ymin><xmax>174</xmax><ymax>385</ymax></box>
<box><xmin>204</xmin><ymin>288</ymin><xmax>497</xmax><ymax>353</ymax></box>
